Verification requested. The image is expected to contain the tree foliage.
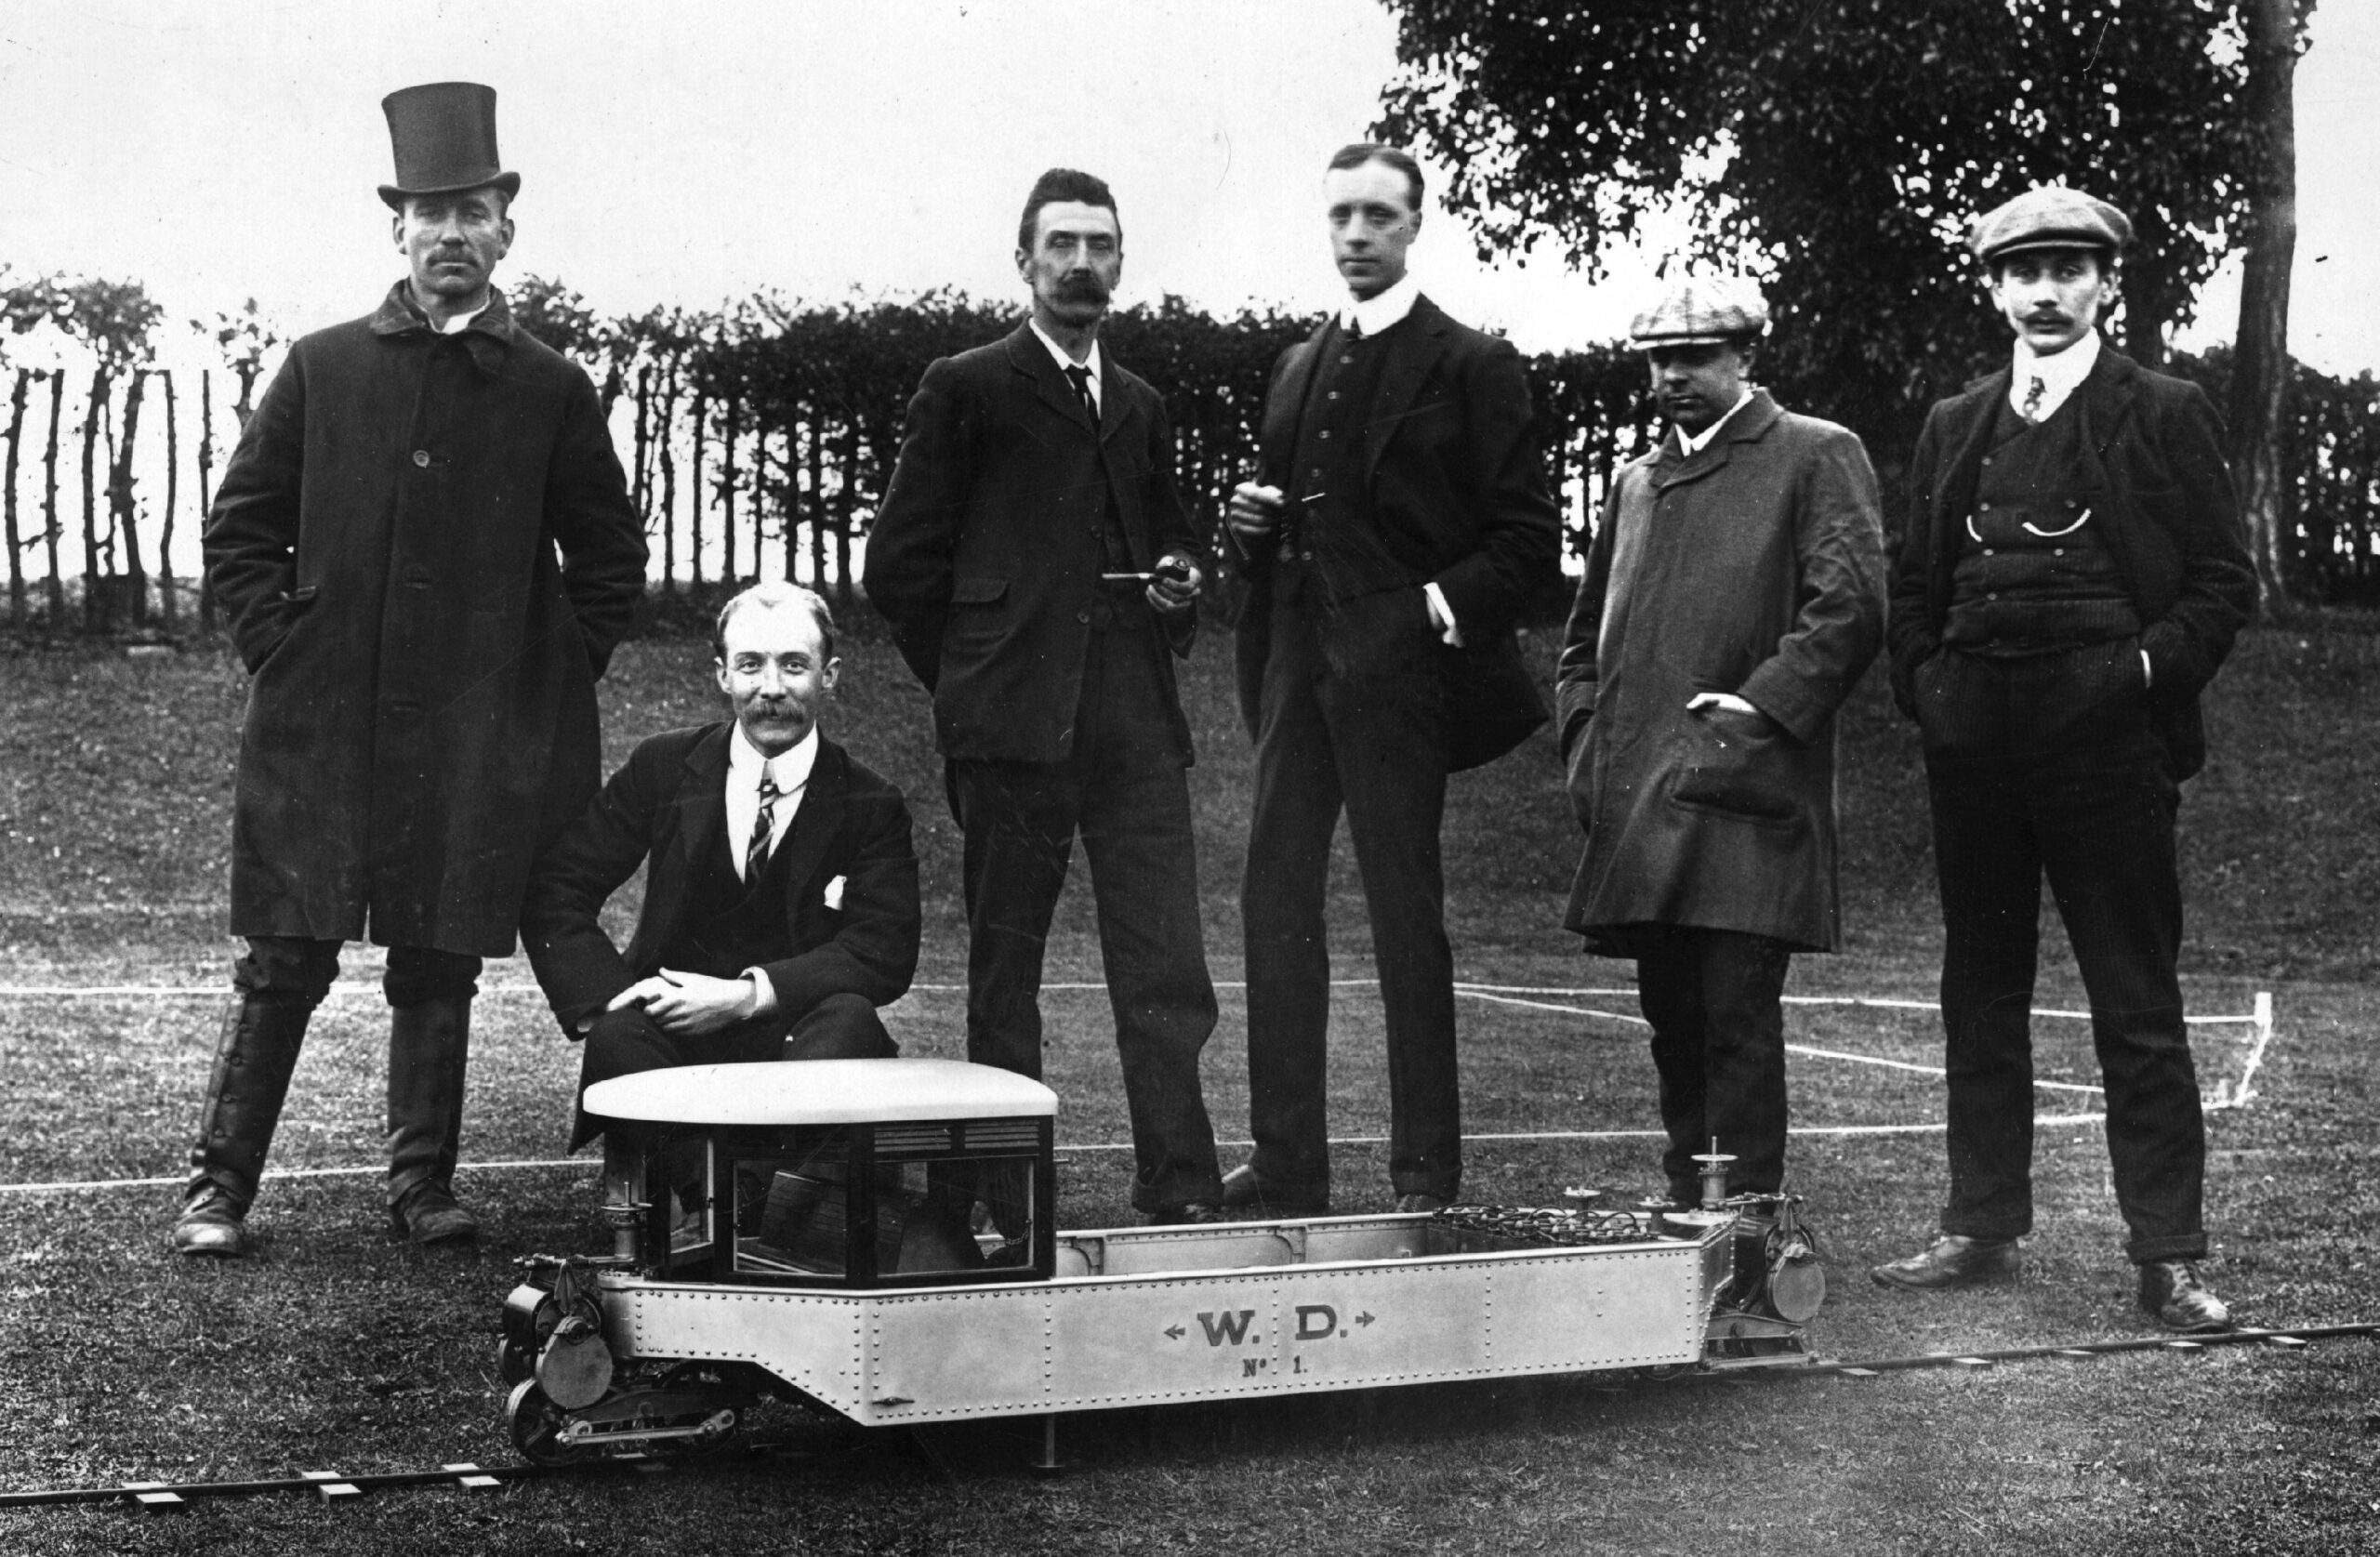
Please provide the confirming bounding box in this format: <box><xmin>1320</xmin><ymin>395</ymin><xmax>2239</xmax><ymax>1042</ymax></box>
<box><xmin>1376</xmin><ymin>0</ymin><xmax>2260</xmax><ymax>464</ymax></box>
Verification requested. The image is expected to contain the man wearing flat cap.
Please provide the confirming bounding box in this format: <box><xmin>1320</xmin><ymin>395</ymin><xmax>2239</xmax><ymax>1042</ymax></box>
<box><xmin>1874</xmin><ymin>187</ymin><xmax>2254</xmax><ymax>1330</ymax></box>
<box><xmin>181</xmin><ymin>82</ymin><xmax>646</xmax><ymax>1257</ymax></box>
<box><xmin>1558</xmin><ymin>277</ymin><xmax>1885</xmax><ymax>1210</ymax></box>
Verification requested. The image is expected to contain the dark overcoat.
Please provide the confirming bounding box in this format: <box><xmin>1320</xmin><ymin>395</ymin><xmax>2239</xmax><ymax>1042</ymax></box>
<box><xmin>204</xmin><ymin>284</ymin><xmax>647</xmax><ymax>957</ymax></box>
<box><xmin>1559</xmin><ymin>392</ymin><xmax>1886</xmax><ymax>955</ymax></box>
<box><xmin>863</xmin><ymin>323</ymin><xmax>1199</xmax><ymax>765</ymax></box>
<box><xmin>1886</xmin><ymin>346</ymin><xmax>2254</xmax><ymax>781</ymax></box>
<box><xmin>520</xmin><ymin>726</ymin><xmax>920</xmax><ymax>1034</ymax></box>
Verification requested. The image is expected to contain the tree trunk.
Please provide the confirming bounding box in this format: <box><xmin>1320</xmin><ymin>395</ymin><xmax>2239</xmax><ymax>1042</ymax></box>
<box><xmin>657</xmin><ymin>367</ymin><xmax>679</xmax><ymax>595</ymax></box>
<box><xmin>688</xmin><ymin>390</ymin><xmax>707</xmax><ymax>588</ymax></box>
<box><xmin>80</xmin><ymin>367</ymin><xmax>107</xmax><ymax>630</ymax></box>
<box><xmin>5</xmin><ymin>369</ymin><xmax>27</xmax><ymax>629</ymax></box>
<box><xmin>807</xmin><ymin>411</ymin><xmax>826</xmax><ymax>592</ymax></box>
<box><xmin>160</xmin><ymin>371</ymin><xmax>179</xmax><ymax>627</ymax></box>
<box><xmin>112</xmin><ymin>369</ymin><xmax>150</xmax><ymax>626</ymax></box>
<box><xmin>42</xmin><ymin>371</ymin><xmax>65</xmax><ymax>622</ymax></box>
<box><xmin>781</xmin><ymin>421</ymin><xmax>799</xmax><ymax>586</ymax></box>
<box><xmin>2228</xmin><ymin>0</ymin><xmax>2304</xmax><ymax>612</ymax></box>
<box><xmin>198</xmin><ymin>369</ymin><xmax>218</xmax><ymax>630</ymax></box>
<box><xmin>721</xmin><ymin>400</ymin><xmax>740</xmax><ymax>583</ymax></box>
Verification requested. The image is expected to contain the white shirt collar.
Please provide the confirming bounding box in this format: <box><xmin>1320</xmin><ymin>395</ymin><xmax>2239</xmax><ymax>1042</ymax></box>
<box><xmin>436</xmin><ymin>300</ymin><xmax>488</xmax><ymax>336</ymax></box>
<box><xmin>1339</xmin><ymin>273</ymin><xmax>1421</xmax><ymax>337</ymax></box>
<box><xmin>1675</xmin><ymin>388</ymin><xmax>1756</xmax><ymax>456</ymax></box>
<box><xmin>2008</xmin><ymin>327</ymin><xmax>2101</xmax><ymax>420</ymax></box>
<box><xmin>1029</xmin><ymin>320</ymin><xmax>1103</xmax><ymax>410</ymax></box>
<box><xmin>729</xmin><ymin>721</ymin><xmax>819</xmax><ymax>794</ymax></box>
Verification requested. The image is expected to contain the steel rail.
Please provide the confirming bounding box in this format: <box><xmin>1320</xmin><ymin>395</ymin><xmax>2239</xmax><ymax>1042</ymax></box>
<box><xmin>3</xmin><ymin>1323</ymin><xmax>2370</xmax><ymax>1512</ymax></box>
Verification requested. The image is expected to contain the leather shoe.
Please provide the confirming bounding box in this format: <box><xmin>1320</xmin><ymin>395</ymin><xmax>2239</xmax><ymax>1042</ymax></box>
<box><xmin>1145</xmin><ymin>1202</ymin><xmax>1228</xmax><ymax>1226</ymax></box>
<box><xmin>2139</xmin><ymin>1260</ymin><xmax>2230</xmax><ymax>1332</ymax></box>
<box><xmin>1395</xmin><ymin>1192</ymin><xmax>1450</xmax><ymax>1215</ymax></box>
<box><xmin>389</xmin><ymin>1181</ymin><xmax>479</xmax><ymax>1246</ymax></box>
<box><xmin>1218</xmin><ymin>1164</ymin><xmax>1328</xmax><ymax>1218</ymax></box>
<box><xmin>1870</xmin><ymin>1234</ymin><xmax>2020</xmax><ymax>1291</ymax></box>
<box><xmin>172</xmin><ymin>1186</ymin><xmax>251</xmax><ymax>1258</ymax></box>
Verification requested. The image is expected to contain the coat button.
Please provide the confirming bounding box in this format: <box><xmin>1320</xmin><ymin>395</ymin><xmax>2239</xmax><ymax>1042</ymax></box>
<box><xmin>1077</xmin><ymin>611</ymin><xmax>1091</xmax><ymax>625</ymax></box>
<box><xmin>412</xmin><ymin>450</ymin><xmax>430</xmax><ymax>468</ymax></box>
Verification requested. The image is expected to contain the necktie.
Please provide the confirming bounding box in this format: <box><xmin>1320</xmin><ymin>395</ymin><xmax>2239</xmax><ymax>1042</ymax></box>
<box><xmin>1064</xmin><ymin>363</ymin><xmax>1096</xmax><ymax>421</ymax></box>
<box><xmin>746</xmin><ymin>770</ymin><xmax>781</xmax><ymax>879</ymax></box>
<box><xmin>1344</xmin><ymin>316</ymin><xmax>1363</xmax><ymax>342</ymax></box>
<box><xmin>2020</xmin><ymin>375</ymin><xmax>2046</xmax><ymax>423</ymax></box>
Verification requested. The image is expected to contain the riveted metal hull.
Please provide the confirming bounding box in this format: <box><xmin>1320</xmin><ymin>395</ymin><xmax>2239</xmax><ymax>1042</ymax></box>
<box><xmin>596</xmin><ymin>1213</ymin><xmax>1731</xmax><ymax>1425</ymax></box>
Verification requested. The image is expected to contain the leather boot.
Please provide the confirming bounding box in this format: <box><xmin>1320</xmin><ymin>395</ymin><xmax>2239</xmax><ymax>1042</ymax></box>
<box><xmin>387</xmin><ymin>994</ymin><xmax>477</xmax><ymax>1245</ymax></box>
<box><xmin>174</xmin><ymin>997</ymin><xmax>311</xmax><ymax>1258</ymax></box>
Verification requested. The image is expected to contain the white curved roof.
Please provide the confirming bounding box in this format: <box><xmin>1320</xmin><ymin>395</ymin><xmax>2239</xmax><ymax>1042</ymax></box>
<box><xmin>581</xmin><ymin>1058</ymin><xmax>1057</xmax><ymax>1126</ymax></box>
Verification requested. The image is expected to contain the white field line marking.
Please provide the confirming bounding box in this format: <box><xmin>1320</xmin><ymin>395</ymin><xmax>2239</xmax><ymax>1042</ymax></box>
<box><xmin>1454</xmin><ymin>988</ymin><xmax>2109</xmax><ymax>1097</ymax></box>
<box><xmin>0</xmin><ymin>1115</ymin><xmax>2119</xmax><ymax>1196</ymax></box>
<box><xmin>0</xmin><ymin>977</ymin><xmax>2270</xmax><ymax>1032</ymax></box>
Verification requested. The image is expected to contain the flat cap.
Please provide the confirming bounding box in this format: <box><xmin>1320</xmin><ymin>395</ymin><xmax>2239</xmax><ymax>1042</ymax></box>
<box><xmin>1968</xmin><ymin>186</ymin><xmax>2132</xmax><ymax>263</ymax></box>
<box><xmin>1628</xmin><ymin>275</ymin><xmax>1770</xmax><ymax>348</ymax></box>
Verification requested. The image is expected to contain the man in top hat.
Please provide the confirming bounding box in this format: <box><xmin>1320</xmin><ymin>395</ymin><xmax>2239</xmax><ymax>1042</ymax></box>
<box><xmin>1873</xmin><ymin>187</ymin><xmax>2254</xmax><ymax>1329</ymax></box>
<box><xmin>1218</xmin><ymin>143</ymin><xmax>1559</xmax><ymax>1217</ymax></box>
<box><xmin>864</xmin><ymin>168</ymin><xmax>1228</xmax><ymax>1225</ymax></box>
<box><xmin>182</xmin><ymin>82</ymin><xmax>646</xmax><ymax>1256</ymax></box>
<box><xmin>1558</xmin><ymin>276</ymin><xmax>1885</xmax><ymax>1210</ymax></box>
<box><xmin>522</xmin><ymin>583</ymin><xmax>917</xmax><ymax>1161</ymax></box>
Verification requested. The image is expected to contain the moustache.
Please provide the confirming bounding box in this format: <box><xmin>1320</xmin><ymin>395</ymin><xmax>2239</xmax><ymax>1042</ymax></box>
<box><xmin>1056</xmin><ymin>276</ymin><xmax>1110</xmax><ymax>303</ymax></box>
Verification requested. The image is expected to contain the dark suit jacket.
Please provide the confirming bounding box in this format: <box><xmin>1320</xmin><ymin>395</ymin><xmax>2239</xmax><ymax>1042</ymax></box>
<box><xmin>1222</xmin><ymin>296</ymin><xmax>1560</xmax><ymax>765</ymax></box>
<box><xmin>864</xmin><ymin>323</ymin><xmax>1199</xmax><ymax>765</ymax></box>
<box><xmin>1887</xmin><ymin>345</ymin><xmax>2256</xmax><ymax>779</ymax></box>
<box><xmin>520</xmin><ymin>725</ymin><xmax>919</xmax><ymax>1033</ymax></box>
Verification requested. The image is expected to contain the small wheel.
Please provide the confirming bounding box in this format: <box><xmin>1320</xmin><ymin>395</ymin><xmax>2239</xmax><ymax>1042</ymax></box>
<box><xmin>506</xmin><ymin>1379</ymin><xmax>581</xmax><ymax>1465</ymax></box>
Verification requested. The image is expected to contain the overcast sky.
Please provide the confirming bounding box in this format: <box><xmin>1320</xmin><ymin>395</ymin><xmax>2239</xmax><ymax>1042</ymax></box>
<box><xmin>2</xmin><ymin>0</ymin><xmax>2374</xmax><ymax>373</ymax></box>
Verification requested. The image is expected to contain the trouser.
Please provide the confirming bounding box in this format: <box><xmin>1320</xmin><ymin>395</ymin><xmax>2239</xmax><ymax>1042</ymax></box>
<box><xmin>1918</xmin><ymin>641</ymin><xmax>2206</xmax><ymax>1263</ymax></box>
<box><xmin>943</xmin><ymin>622</ymin><xmax>1223</xmax><ymax>1212</ymax></box>
<box><xmin>571</xmin><ymin>991</ymin><xmax>898</xmax><ymax>1151</ymax></box>
<box><xmin>185</xmin><ymin>937</ymin><xmax>482</xmax><ymax>1210</ymax></box>
<box><xmin>1242</xmin><ymin>593</ymin><xmax>1460</xmax><ymax>1205</ymax></box>
<box><xmin>1633</xmin><ymin>927</ymin><xmax>1793</xmax><ymax>1202</ymax></box>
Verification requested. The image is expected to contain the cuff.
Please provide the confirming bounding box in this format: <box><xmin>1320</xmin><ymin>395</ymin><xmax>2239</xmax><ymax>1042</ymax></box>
<box><xmin>1421</xmin><ymin>581</ymin><xmax>1464</xmax><ymax>648</ymax></box>
<box><xmin>739</xmin><ymin>967</ymin><xmax>778</xmax><ymax>1017</ymax></box>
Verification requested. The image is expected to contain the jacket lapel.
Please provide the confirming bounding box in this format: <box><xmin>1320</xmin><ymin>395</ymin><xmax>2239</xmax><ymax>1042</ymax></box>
<box><xmin>671</xmin><ymin>724</ymin><xmax>735</xmax><ymax>880</ymax></box>
<box><xmin>1364</xmin><ymin>297</ymin><xmax>1451</xmax><ymax>481</ymax></box>
<box><xmin>774</xmin><ymin>737</ymin><xmax>849</xmax><ymax>922</ymax></box>
<box><xmin>1259</xmin><ymin>323</ymin><xmax>1329</xmax><ymax>485</ymax></box>
<box><xmin>1005</xmin><ymin>323</ymin><xmax>1098</xmax><ymax>434</ymax></box>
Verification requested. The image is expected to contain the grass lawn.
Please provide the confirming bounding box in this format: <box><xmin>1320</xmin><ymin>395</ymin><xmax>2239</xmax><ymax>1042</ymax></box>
<box><xmin>0</xmin><ymin>614</ymin><xmax>2374</xmax><ymax>1555</ymax></box>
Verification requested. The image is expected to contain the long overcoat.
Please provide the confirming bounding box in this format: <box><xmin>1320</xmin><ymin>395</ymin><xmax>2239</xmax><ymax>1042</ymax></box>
<box><xmin>1558</xmin><ymin>392</ymin><xmax>1885</xmax><ymax>956</ymax></box>
<box><xmin>204</xmin><ymin>284</ymin><xmax>647</xmax><ymax>957</ymax></box>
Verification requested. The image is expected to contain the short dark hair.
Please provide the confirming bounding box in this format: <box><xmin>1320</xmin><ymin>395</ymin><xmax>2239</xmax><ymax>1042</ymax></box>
<box><xmin>1018</xmin><ymin>168</ymin><xmax>1119</xmax><ymax>254</ymax></box>
<box><xmin>714</xmin><ymin>581</ymin><xmax>838</xmax><ymax>664</ymax></box>
<box><xmin>1327</xmin><ymin>143</ymin><xmax>1423</xmax><ymax>211</ymax></box>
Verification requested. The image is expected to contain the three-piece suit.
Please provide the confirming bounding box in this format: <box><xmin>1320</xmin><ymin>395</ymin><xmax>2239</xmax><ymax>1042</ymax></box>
<box><xmin>1889</xmin><ymin>344</ymin><xmax>2255</xmax><ymax>1260</ymax></box>
<box><xmin>864</xmin><ymin>323</ymin><xmax>1223</xmax><ymax>1213</ymax></box>
<box><xmin>521</xmin><ymin>724</ymin><xmax>921</xmax><ymax>1148</ymax></box>
<box><xmin>1223</xmin><ymin>294</ymin><xmax>1559</xmax><ymax>1207</ymax></box>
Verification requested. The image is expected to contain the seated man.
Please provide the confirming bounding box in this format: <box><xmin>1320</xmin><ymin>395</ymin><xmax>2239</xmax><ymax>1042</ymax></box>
<box><xmin>522</xmin><ymin>582</ymin><xmax>920</xmax><ymax>1162</ymax></box>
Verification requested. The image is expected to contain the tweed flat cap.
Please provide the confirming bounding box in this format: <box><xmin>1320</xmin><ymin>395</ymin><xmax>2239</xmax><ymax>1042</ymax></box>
<box><xmin>1628</xmin><ymin>276</ymin><xmax>1770</xmax><ymax>348</ymax></box>
<box><xmin>1968</xmin><ymin>187</ymin><xmax>2131</xmax><ymax>263</ymax></box>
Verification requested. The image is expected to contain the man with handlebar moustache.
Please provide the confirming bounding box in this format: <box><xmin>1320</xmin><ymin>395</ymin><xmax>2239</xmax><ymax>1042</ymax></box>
<box><xmin>865</xmin><ymin>168</ymin><xmax>1228</xmax><ymax>1226</ymax></box>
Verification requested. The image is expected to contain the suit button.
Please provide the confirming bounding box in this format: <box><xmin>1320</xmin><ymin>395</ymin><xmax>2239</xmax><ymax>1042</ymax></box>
<box><xmin>2054</xmin><ymin>548</ymin><xmax>2066</xmax><ymax>557</ymax></box>
<box><xmin>412</xmin><ymin>450</ymin><xmax>430</xmax><ymax>468</ymax></box>
<box><xmin>1077</xmin><ymin>611</ymin><xmax>1091</xmax><ymax>625</ymax></box>
<box><xmin>1983</xmin><ymin>548</ymin><xmax>1994</xmax><ymax>558</ymax></box>
<box><xmin>1317</xmin><ymin>430</ymin><xmax>1331</xmax><ymax>441</ymax></box>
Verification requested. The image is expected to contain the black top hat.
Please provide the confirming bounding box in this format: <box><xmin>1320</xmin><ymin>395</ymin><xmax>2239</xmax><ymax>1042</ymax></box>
<box><xmin>377</xmin><ymin>82</ymin><xmax>522</xmax><ymax>210</ymax></box>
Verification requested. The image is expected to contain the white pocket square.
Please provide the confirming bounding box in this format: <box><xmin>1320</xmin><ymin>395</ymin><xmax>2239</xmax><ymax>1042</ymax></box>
<box><xmin>823</xmin><ymin>875</ymin><xmax>846</xmax><ymax>910</ymax></box>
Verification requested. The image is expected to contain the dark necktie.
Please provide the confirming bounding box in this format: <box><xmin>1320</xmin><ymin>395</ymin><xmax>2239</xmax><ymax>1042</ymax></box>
<box><xmin>746</xmin><ymin>770</ymin><xmax>782</xmax><ymax>879</ymax></box>
<box><xmin>1064</xmin><ymin>363</ymin><xmax>1096</xmax><ymax>422</ymax></box>
<box><xmin>2020</xmin><ymin>375</ymin><xmax>2046</xmax><ymax>424</ymax></box>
